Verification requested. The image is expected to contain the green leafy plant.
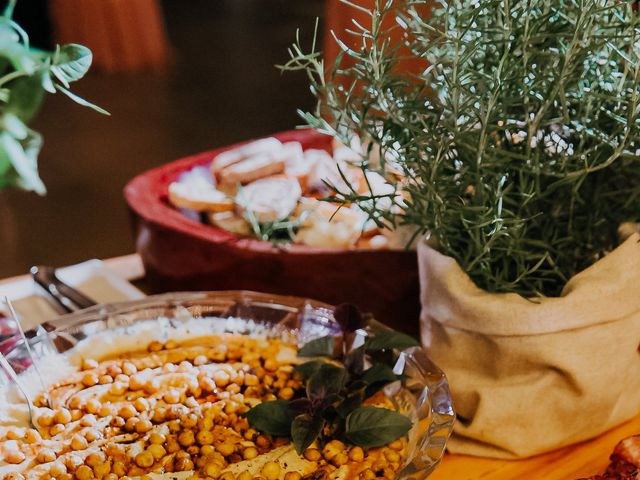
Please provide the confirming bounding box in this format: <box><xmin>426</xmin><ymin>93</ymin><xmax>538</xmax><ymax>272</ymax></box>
<box><xmin>282</xmin><ymin>0</ymin><xmax>640</xmax><ymax>297</ymax></box>
<box><xmin>245</xmin><ymin>304</ymin><xmax>417</xmax><ymax>454</ymax></box>
<box><xmin>0</xmin><ymin>0</ymin><xmax>107</xmax><ymax>194</ymax></box>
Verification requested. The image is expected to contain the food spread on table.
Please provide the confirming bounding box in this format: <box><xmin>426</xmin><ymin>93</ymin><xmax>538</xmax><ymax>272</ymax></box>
<box><xmin>0</xmin><ymin>322</ymin><xmax>413</xmax><ymax>480</ymax></box>
<box><xmin>580</xmin><ymin>435</ymin><xmax>640</xmax><ymax>480</ymax></box>
<box><xmin>168</xmin><ymin>136</ymin><xmax>403</xmax><ymax>249</ymax></box>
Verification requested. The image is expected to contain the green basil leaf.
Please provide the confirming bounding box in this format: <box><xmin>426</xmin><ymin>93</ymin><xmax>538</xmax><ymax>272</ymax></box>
<box><xmin>291</xmin><ymin>414</ymin><xmax>324</xmax><ymax>454</ymax></box>
<box><xmin>365</xmin><ymin>331</ymin><xmax>420</xmax><ymax>352</ymax></box>
<box><xmin>51</xmin><ymin>44</ymin><xmax>92</xmax><ymax>83</ymax></box>
<box><xmin>361</xmin><ymin>363</ymin><xmax>400</xmax><ymax>397</ymax></box>
<box><xmin>245</xmin><ymin>400</ymin><xmax>294</xmax><ymax>437</ymax></box>
<box><xmin>345</xmin><ymin>407</ymin><xmax>412</xmax><ymax>447</ymax></box>
<box><xmin>298</xmin><ymin>335</ymin><xmax>335</xmax><ymax>357</ymax></box>
<box><xmin>294</xmin><ymin>360</ymin><xmax>326</xmax><ymax>379</ymax></box>
<box><xmin>336</xmin><ymin>390</ymin><xmax>364</xmax><ymax>418</ymax></box>
<box><xmin>307</xmin><ymin>363</ymin><xmax>347</xmax><ymax>399</ymax></box>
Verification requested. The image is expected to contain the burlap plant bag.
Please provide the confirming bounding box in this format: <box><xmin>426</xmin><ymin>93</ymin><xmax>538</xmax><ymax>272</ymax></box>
<box><xmin>418</xmin><ymin>233</ymin><xmax>640</xmax><ymax>458</ymax></box>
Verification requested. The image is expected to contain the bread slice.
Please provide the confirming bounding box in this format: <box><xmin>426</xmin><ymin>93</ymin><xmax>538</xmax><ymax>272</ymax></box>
<box><xmin>210</xmin><ymin>137</ymin><xmax>282</xmax><ymax>175</ymax></box>
<box><xmin>295</xmin><ymin>199</ymin><xmax>366</xmax><ymax>249</ymax></box>
<box><xmin>207</xmin><ymin>211</ymin><xmax>252</xmax><ymax>236</ymax></box>
<box><xmin>236</xmin><ymin>175</ymin><xmax>302</xmax><ymax>224</ymax></box>
<box><xmin>168</xmin><ymin>167</ymin><xmax>234</xmax><ymax>212</ymax></box>
<box><xmin>217</xmin><ymin>153</ymin><xmax>286</xmax><ymax>186</ymax></box>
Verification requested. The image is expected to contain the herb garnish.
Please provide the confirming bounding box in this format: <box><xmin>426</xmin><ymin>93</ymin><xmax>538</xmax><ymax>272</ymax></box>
<box><xmin>245</xmin><ymin>305</ymin><xmax>419</xmax><ymax>454</ymax></box>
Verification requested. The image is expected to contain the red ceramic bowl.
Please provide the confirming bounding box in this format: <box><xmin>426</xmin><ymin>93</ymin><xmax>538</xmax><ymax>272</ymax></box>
<box><xmin>124</xmin><ymin>129</ymin><xmax>420</xmax><ymax>335</ymax></box>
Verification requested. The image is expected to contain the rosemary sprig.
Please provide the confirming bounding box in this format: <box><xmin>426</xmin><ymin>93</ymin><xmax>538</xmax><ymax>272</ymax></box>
<box><xmin>281</xmin><ymin>0</ymin><xmax>640</xmax><ymax>297</ymax></box>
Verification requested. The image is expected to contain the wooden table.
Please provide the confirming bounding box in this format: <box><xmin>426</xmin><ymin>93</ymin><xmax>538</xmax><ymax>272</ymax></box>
<box><xmin>2</xmin><ymin>253</ymin><xmax>636</xmax><ymax>479</ymax></box>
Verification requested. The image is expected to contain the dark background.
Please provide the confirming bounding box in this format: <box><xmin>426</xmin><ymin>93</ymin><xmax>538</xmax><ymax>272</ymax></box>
<box><xmin>0</xmin><ymin>0</ymin><xmax>325</xmax><ymax>277</ymax></box>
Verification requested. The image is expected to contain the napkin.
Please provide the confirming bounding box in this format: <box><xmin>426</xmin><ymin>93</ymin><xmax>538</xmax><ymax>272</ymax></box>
<box><xmin>0</xmin><ymin>259</ymin><xmax>145</xmax><ymax>330</ymax></box>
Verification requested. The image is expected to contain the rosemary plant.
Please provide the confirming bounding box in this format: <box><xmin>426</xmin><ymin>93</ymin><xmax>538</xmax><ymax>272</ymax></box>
<box><xmin>283</xmin><ymin>0</ymin><xmax>640</xmax><ymax>297</ymax></box>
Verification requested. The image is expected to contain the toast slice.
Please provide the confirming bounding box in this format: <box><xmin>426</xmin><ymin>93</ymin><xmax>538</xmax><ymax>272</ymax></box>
<box><xmin>210</xmin><ymin>137</ymin><xmax>282</xmax><ymax>175</ymax></box>
<box><xmin>217</xmin><ymin>153</ymin><xmax>286</xmax><ymax>186</ymax></box>
<box><xmin>236</xmin><ymin>175</ymin><xmax>302</xmax><ymax>224</ymax></box>
<box><xmin>168</xmin><ymin>167</ymin><xmax>233</xmax><ymax>212</ymax></box>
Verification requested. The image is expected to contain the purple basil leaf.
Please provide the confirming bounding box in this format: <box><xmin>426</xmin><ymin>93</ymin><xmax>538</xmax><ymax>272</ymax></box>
<box><xmin>298</xmin><ymin>336</ymin><xmax>335</xmax><ymax>357</ymax></box>
<box><xmin>291</xmin><ymin>414</ymin><xmax>324</xmax><ymax>454</ymax></box>
<box><xmin>306</xmin><ymin>363</ymin><xmax>347</xmax><ymax>400</ymax></box>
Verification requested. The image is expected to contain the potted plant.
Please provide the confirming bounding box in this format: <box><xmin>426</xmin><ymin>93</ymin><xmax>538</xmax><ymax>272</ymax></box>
<box><xmin>0</xmin><ymin>0</ymin><xmax>106</xmax><ymax>194</ymax></box>
<box><xmin>283</xmin><ymin>0</ymin><xmax>640</xmax><ymax>458</ymax></box>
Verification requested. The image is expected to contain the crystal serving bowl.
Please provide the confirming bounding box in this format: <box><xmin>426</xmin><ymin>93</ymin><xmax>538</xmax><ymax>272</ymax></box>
<box><xmin>0</xmin><ymin>291</ymin><xmax>454</xmax><ymax>479</ymax></box>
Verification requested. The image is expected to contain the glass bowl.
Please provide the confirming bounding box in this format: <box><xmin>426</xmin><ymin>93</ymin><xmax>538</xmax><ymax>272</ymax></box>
<box><xmin>1</xmin><ymin>291</ymin><xmax>455</xmax><ymax>479</ymax></box>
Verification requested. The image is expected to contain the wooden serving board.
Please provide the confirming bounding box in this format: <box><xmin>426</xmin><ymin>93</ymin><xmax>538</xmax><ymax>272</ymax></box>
<box><xmin>431</xmin><ymin>415</ymin><xmax>640</xmax><ymax>480</ymax></box>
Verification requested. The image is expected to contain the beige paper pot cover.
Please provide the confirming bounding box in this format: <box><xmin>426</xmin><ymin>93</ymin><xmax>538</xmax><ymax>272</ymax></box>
<box><xmin>419</xmin><ymin>233</ymin><xmax>640</xmax><ymax>458</ymax></box>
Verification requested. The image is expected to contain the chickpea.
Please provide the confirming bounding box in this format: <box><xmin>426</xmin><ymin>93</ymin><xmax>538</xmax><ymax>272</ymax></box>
<box><xmin>135</xmin><ymin>451</ymin><xmax>154</xmax><ymax>468</ymax></box>
<box><xmin>303</xmin><ymin>448</ymin><xmax>321</xmax><ymax>462</ymax></box>
<box><xmin>174</xmin><ymin>457</ymin><xmax>194</xmax><ymax>472</ymax></box>
<box><xmin>166</xmin><ymin>437</ymin><xmax>181</xmax><ymax>453</ymax></box>
<box><xmin>109</xmin><ymin>382</ymin><xmax>126</xmax><ymax>396</ymax></box>
<box><xmin>85</xmin><ymin>429</ymin><xmax>103</xmax><ymax>442</ymax></box>
<box><xmin>112</xmin><ymin>461</ymin><xmax>126</xmax><ymax>477</ymax></box>
<box><xmin>38</xmin><ymin>412</ymin><xmax>55</xmax><ymax>427</ymax></box>
<box><xmin>49</xmin><ymin>461</ymin><xmax>67</xmax><ymax>476</ymax></box>
<box><xmin>196</xmin><ymin>430</ymin><xmax>214</xmax><ymax>445</ymax></box>
<box><xmin>64</xmin><ymin>454</ymin><xmax>83</xmax><ymax>471</ymax></box>
<box><xmin>202</xmin><ymin>462</ymin><xmax>222</xmax><ymax>477</ymax></box>
<box><xmin>82</xmin><ymin>372</ymin><xmax>99</xmax><ymax>387</ymax></box>
<box><xmin>178</xmin><ymin>430</ymin><xmax>196</xmax><ymax>447</ymax></box>
<box><xmin>242</xmin><ymin>447</ymin><xmax>258</xmax><ymax>460</ymax></box>
<box><xmin>349</xmin><ymin>446</ymin><xmax>365</xmax><ymax>462</ymax></box>
<box><xmin>99</xmin><ymin>375</ymin><xmax>114</xmax><ymax>385</ymax></box>
<box><xmin>238</xmin><ymin>473</ymin><xmax>253</xmax><ymax>480</ymax></box>
<box><xmin>82</xmin><ymin>358</ymin><xmax>99</xmax><ymax>370</ymax></box>
<box><xmin>124</xmin><ymin>417</ymin><xmax>140</xmax><ymax>432</ymax></box>
<box><xmin>75</xmin><ymin>465</ymin><xmax>94</xmax><ymax>480</ymax></box>
<box><xmin>144</xmin><ymin>378</ymin><xmax>160</xmax><ymax>394</ymax></box>
<box><xmin>128</xmin><ymin>375</ymin><xmax>145</xmax><ymax>391</ymax></box>
<box><xmin>85</xmin><ymin>453</ymin><xmax>105</xmax><ymax>467</ymax></box>
<box><xmin>332</xmin><ymin>452</ymin><xmax>349</xmax><ymax>467</ymax></box>
<box><xmin>49</xmin><ymin>423</ymin><xmax>66</xmax><ymax>436</ymax></box>
<box><xmin>261</xmin><ymin>461</ymin><xmax>280</xmax><ymax>480</ymax></box>
<box><xmin>37</xmin><ymin>448</ymin><xmax>57</xmax><ymax>463</ymax></box>
<box><xmin>25</xmin><ymin>428</ymin><xmax>42</xmax><ymax>443</ymax></box>
<box><xmin>110</xmin><ymin>416</ymin><xmax>125</xmax><ymax>428</ymax></box>
<box><xmin>92</xmin><ymin>461</ymin><xmax>111</xmax><ymax>479</ymax></box>
<box><xmin>85</xmin><ymin>398</ymin><xmax>101</xmax><ymax>414</ymax></box>
<box><xmin>104</xmin><ymin>475</ymin><xmax>118</xmax><ymax>480</ymax></box>
<box><xmin>135</xmin><ymin>419</ymin><xmax>153</xmax><ymax>434</ymax></box>
<box><xmin>244</xmin><ymin>374</ymin><xmax>259</xmax><ymax>386</ymax></box>
<box><xmin>219</xmin><ymin>473</ymin><xmax>235</xmax><ymax>480</ymax></box>
<box><xmin>148</xmin><ymin>432</ymin><xmax>165</xmax><ymax>444</ymax></box>
<box><xmin>53</xmin><ymin>408</ymin><xmax>71</xmax><ymax>424</ymax></box>
<box><xmin>71</xmin><ymin>433</ymin><xmax>89</xmax><ymax>450</ymax></box>
<box><xmin>114</xmin><ymin>374</ymin><xmax>129</xmax><ymax>383</ymax></box>
<box><xmin>199</xmin><ymin>376</ymin><xmax>216</xmax><ymax>392</ymax></box>
<box><xmin>5</xmin><ymin>450</ymin><xmax>26</xmax><ymax>464</ymax></box>
<box><xmin>98</xmin><ymin>405</ymin><xmax>114</xmax><ymax>418</ymax></box>
<box><xmin>148</xmin><ymin>340</ymin><xmax>164</xmax><ymax>352</ymax></box>
<box><xmin>163</xmin><ymin>390</ymin><xmax>181</xmax><ymax>404</ymax></box>
<box><xmin>255</xmin><ymin>435</ymin><xmax>271</xmax><ymax>449</ymax></box>
<box><xmin>213</xmin><ymin>371</ymin><xmax>230</xmax><ymax>387</ymax></box>
<box><xmin>192</xmin><ymin>355</ymin><xmax>208</xmax><ymax>366</ymax></box>
<box><xmin>150</xmin><ymin>407</ymin><xmax>166</xmax><ymax>424</ymax></box>
<box><xmin>118</xmin><ymin>404</ymin><xmax>137</xmax><ymax>420</ymax></box>
<box><xmin>122</xmin><ymin>362</ymin><xmax>137</xmax><ymax>375</ymax></box>
<box><xmin>81</xmin><ymin>413</ymin><xmax>97</xmax><ymax>427</ymax></box>
<box><xmin>106</xmin><ymin>364</ymin><xmax>123</xmax><ymax>376</ymax></box>
<box><xmin>284</xmin><ymin>473</ymin><xmax>301</xmax><ymax>480</ymax></box>
<box><xmin>217</xmin><ymin>442</ymin><xmax>235</xmax><ymax>456</ymax></box>
<box><xmin>147</xmin><ymin>444</ymin><xmax>166</xmax><ymax>460</ymax></box>
<box><xmin>359</xmin><ymin>471</ymin><xmax>376</xmax><ymax>480</ymax></box>
<box><xmin>322</xmin><ymin>439</ymin><xmax>345</xmax><ymax>461</ymax></box>
<box><xmin>278</xmin><ymin>387</ymin><xmax>295</xmax><ymax>400</ymax></box>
